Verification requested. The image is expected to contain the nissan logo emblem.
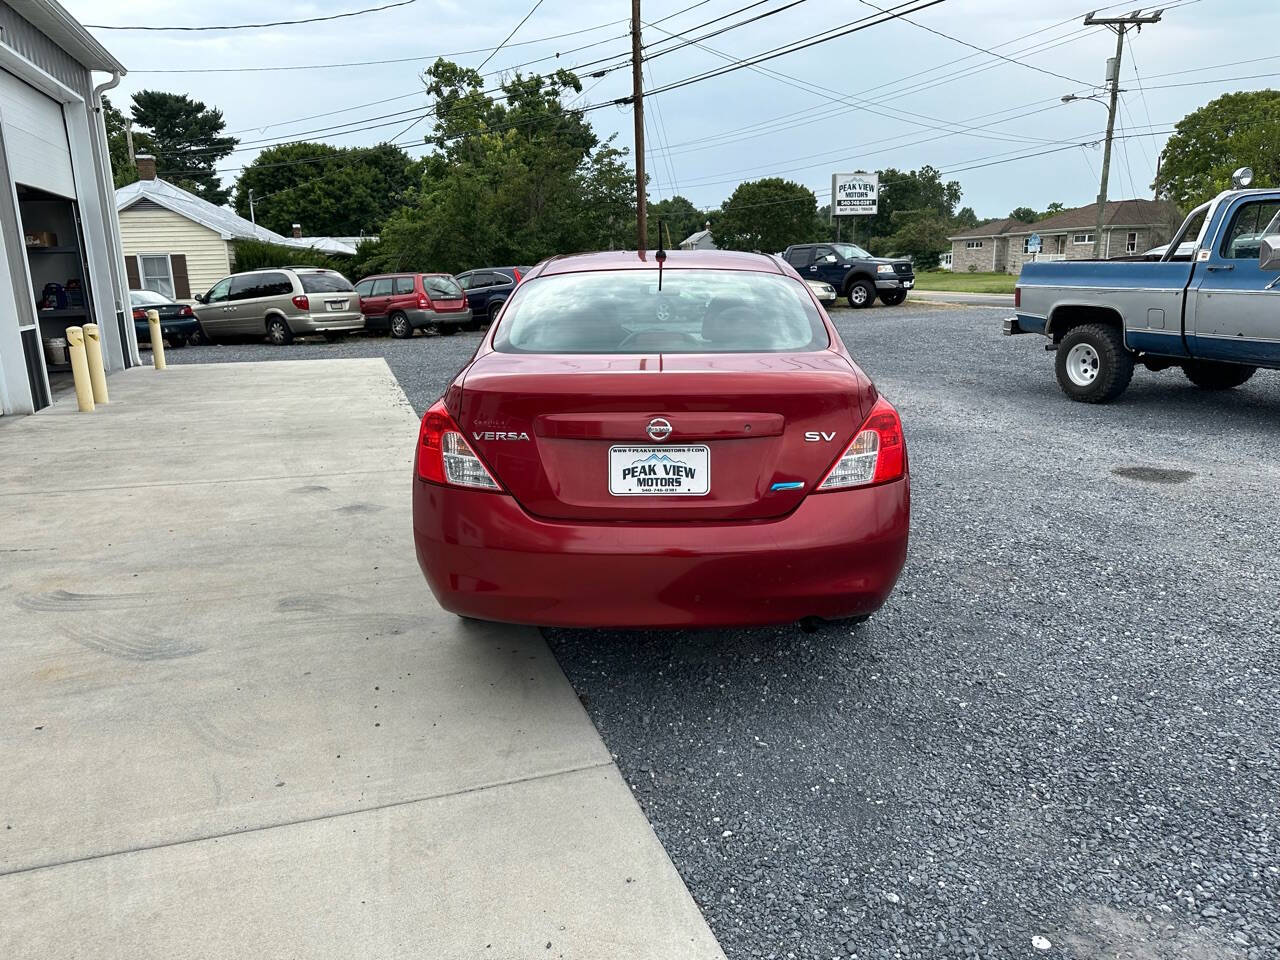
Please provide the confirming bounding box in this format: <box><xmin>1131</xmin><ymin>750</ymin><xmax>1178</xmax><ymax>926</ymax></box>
<box><xmin>647</xmin><ymin>417</ymin><xmax>673</xmax><ymax>441</ymax></box>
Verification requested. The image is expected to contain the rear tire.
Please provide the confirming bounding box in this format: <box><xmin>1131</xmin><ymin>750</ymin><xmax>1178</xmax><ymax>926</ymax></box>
<box><xmin>266</xmin><ymin>316</ymin><xmax>294</xmax><ymax>346</ymax></box>
<box><xmin>847</xmin><ymin>279</ymin><xmax>876</xmax><ymax>309</ymax></box>
<box><xmin>166</xmin><ymin>336</ymin><xmax>186</xmax><ymax>349</ymax></box>
<box><xmin>1183</xmin><ymin>360</ymin><xmax>1256</xmax><ymax>390</ymax></box>
<box><xmin>1054</xmin><ymin>323</ymin><xmax>1133</xmax><ymax>403</ymax></box>
<box><xmin>389</xmin><ymin>311</ymin><xmax>413</xmax><ymax>339</ymax></box>
<box><xmin>436</xmin><ymin>324</ymin><xmax>457</xmax><ymax>336</ymax></box>
<box><xmin>485</xmin><ymin>301</ymin><xmax>504</xmax><ymax>327</ymax></box>
<box><xmin>880</xmin><ymin>289</ymin><xmax>907</xmax><ymax>306</ymax></box>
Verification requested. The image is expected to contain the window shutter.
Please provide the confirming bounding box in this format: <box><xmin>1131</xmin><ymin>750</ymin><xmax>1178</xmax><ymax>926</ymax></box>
<box><xmin>125</xmin><ymin>255</ymin><xmax>140</xmax><ymax>289</ymax></box>
<box><xmin>171</xmin><ymin>254</ymin><xmax>191</xmax><ymax>299</ymax></box>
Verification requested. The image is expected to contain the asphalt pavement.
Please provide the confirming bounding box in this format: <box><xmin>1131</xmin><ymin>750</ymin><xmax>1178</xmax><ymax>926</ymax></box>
<box><xmin>171</xmin><ymin>303</ymin><xmax>1280</xmax><ymax>960</ymax></box>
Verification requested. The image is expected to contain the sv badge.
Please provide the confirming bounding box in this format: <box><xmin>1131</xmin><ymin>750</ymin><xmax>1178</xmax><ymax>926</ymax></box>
<box><xmin>804</xmin><ymin>431</ymin><xmax>837</xmax><ymax>442</ymax></box>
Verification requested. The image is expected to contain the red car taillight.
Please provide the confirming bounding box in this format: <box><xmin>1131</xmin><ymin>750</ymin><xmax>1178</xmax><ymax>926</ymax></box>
<box><xmin>132</xmin><ymin>307</ymin><xmax>146</xmax><ymax>320</ymax></box>
<box><xmin>512</xmin><ymin>269</ymin><xmax>523</xmax><ymax>283</ymax></box>
<box><xmin>292</xmin><ymin>295</ymin><xmax>309</xmax><ymax>310</ymax></box>
<box><xmin>418</xmin><ymin>294</ymin><xmax>432</xmax><ymax>309</ymax></box>
<box><xmin>417</xmin><ymin>399</ymin><xmax>502</xmax><ymax>491</ymax></box>
<box><xmin>179</xmin><ymin>305</ymin><xmax>195</xmax><ymax>317</ymax></box>
<box><xmin>816</xmin><ymin>396</ymin><xmax>906</xmax><ymax>491</ymax></box>
<box><xmin>1014</xmin><ymin>286</ymin><xmax>1021</xmax><ymax>308</ymax></box>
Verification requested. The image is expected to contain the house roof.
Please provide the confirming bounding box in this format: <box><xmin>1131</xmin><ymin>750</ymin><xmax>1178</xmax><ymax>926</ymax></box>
<box><xmin>680</xmin><ymin>229</ymin><xmax>711</xmax><ymax>246</ymax></box>
<box><xmin>115</xmin><ymin>178</ymin><xmax>361</xmax><ymax>255</ymax></box>
<box><xmin>11</xmin><ymin>0</ymin><xmax>127</xmax><ymax>74</ymax></box>
<box><xmin>949</xmin><ymin>200</ymin><xmax>1176</xmax><ymax>240</ymax></box>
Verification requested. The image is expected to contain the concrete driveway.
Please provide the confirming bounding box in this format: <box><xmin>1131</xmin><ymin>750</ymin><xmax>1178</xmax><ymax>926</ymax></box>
<box><xmin>0</xmin><ymin>360</ymin><xmax>722</xmax><ymax>959</ymax></box>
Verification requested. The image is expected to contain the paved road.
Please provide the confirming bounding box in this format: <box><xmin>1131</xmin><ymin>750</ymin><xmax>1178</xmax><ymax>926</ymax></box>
<box><xmin>908</xmin><ymin>288</ymin><xmax>1015</xmax><ymax>308</ymax></box>
<box><xmin>172</xmin><ymin>310</ymin><xmax>1280</xmax><ymax>960</ymax></box>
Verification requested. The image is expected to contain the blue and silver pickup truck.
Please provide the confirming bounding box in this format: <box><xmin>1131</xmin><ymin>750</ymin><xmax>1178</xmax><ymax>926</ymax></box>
<box><xmin>1007</xmin><ymin>169</ymin><xmax>1280</xmax><ymax>403</ymax></box>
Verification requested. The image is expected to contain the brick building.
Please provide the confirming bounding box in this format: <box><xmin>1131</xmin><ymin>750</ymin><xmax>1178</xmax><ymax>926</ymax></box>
<box><xmin>948</xmin><ymin>199</ymin><xmax>1179</xmax><ymax>275</ymax></box>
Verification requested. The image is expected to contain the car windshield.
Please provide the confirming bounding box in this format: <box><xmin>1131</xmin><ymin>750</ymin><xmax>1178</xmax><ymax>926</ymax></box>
<box><xmin>425</xmin><ymin>276</ymin><xmax>463</xmax><ymax>298</ymax></box>
<box><xmin>831</xmin><ymin>242</ymin><xmax>873</xmax><ymax>260</ymax></box>
<box><xmin>130</xmin><ymin>290</ymin><xmax>170</xmax><ymax>306</ymax></box>
<box><xmin>493</xmin><ymin>269</ymin><xmax>829</xmax><ymax>354</ymax></box>
<box><xmin>299</xmin><ymin>272</ymin><xmax>354</xmax><ymax>293</ymax></box>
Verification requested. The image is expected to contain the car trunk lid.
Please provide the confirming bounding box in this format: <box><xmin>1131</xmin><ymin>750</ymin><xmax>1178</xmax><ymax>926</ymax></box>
<box><xmin>456</xmin><ymin>351</ymin><xmax>872</xmax><ymax>521</ymax></box>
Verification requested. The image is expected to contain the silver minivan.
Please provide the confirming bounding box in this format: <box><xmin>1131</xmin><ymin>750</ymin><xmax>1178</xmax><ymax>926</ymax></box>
<box><xmin>193</xmin><ymin>268</ymin><xmax>365</xmax><ymax>344</ymax></box>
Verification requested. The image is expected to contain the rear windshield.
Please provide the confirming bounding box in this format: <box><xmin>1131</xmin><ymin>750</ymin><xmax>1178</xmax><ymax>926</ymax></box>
<box><xmin>424</xmin><ymin>275</ymin><xmax>463</xmax><ymax>298</ymax></box>
<box><xmin>493</xmin><ymin>269</ymin><xmax>828</xmax><ymax>354</ymax></box>
<box><xmin>299</xmin><ymin>272</ymin><xmax>354</xmax><ymax>293</ymax></box>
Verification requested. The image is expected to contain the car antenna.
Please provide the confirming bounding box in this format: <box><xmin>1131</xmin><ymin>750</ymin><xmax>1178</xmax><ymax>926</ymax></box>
<box><xmin>656</xmin><ymin>219</ymin><xmax>668</xmax><ymax>290</ymax></box>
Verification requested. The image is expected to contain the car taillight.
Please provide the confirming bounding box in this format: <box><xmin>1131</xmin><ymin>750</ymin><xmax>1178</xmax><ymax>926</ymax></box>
<box><xmin>132</xmin><ymin>307</ymin><xmax>146</xmax><ymax>320</ymax></box>
<box><xmin>1014</xmin><ymin>286</ymin><xmax>1021</xmax><ymax>308</ymax></box>
<box><xmin>292</xmin><ymin>295</ymin><xmax>309</xmax><ymax>310</ymax></box>
<box><xmin>417</xmin><ymin>399</ymin><xmax>502</xmax><ymax>491</ymax></box>
<box><xmin>816</xmin><ymin>396</ymin><xmax>906</xmax><ymax>491</ymax></box>
<box><xmin>418</xmin><ymin>294</ymin><xmax>431</xmax><ymax>309</ymax></box>
<box><xmin>180</xmin><ymin>305</ymin><xmax>195</xmax><ymax>317</ymax></box>
<box><xmin>512</xmin><ymin>269</ymin><xmax>522</xmax><ymax>283</ymax></box>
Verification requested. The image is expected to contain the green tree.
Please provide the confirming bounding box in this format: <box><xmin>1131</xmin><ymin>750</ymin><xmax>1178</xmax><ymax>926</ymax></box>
<box><xmin>130</xmin><ymin>90</ymin><xmax>238</xmax><ymax>205</ymax></box>
<box><xmin>1155</xmin><ymin>90</ymin><xmax>1280</xmax><ymax>208</ymax></box>
<box><xmin>1042</xmin><ymin>201</ymin><xmax>1066</xmax><ymax>217</ymax></box>
<box><xmin>1009</xmin><ymin>206</ymin><xmax>1039</xmax><ymax>223</ymax></box>
<box><xmin>369</xmin><ymin>59</ymin><xmax>636</xmax><ymax>275</ymax></box>
<box><xmin>648</xmin><ymin>195</ymin><xmax>709</xmax><ymax>248</ymax></box>
<box><xmin>887</xmin><ymin>209</ymin><xmax>952</xmax><ymax>269</ymax></box>
<box><xmin>102</xmin><ymin>96</ymin><xmax>152</xmax><ymax>188</ymax></box>
<box><xmin>715</xmin><ymin>178</ymin><xmax>817</xmax><ymax>252</ymax></box>
<box><xmin>952</xmin><ymin>206</ymin><xmax>980</xmax><ymax>230</ymax></box>
<box><xmin>856</xmin><ymin>166</ymin><xmax>962</xmax><ymax>253</ymax></box>
<box><xmin>233</xmin><ymin>142</ymin><xmax>423</xmax><ymax>237</ymax></box>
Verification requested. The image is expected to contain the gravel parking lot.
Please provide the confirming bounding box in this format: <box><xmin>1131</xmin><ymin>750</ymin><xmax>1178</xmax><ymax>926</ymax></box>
<box><xmin>174</xmin><ymin>304</ymin><xmax>1280</xmax><ymax>960</ymax></box>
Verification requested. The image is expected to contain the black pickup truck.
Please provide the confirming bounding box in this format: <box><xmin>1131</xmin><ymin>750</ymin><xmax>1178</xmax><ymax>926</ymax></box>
<box><xmin>782</xmin><ymin>242</ymin><xmax>915</xmax><ymax>308</ymax></box>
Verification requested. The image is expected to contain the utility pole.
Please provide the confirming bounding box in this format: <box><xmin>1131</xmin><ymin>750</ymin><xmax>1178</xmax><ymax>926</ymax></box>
<box><xmin>248</xmin><ymin>189</ymin><xmax>256</xmax><ymax>226</ymax></box>
<box><xmin>1083</xmin><ymin>8</ymin><xmax>1162</xmax><ymax>261</ymax></box>
<box><xmin>125</xmin><ymin>120</ymin><xmax>135</xmax><ymax>163</ymax></box>
<box><xmin>630</xmin><ymin>0</ymin><xmax>647</xmax><ymax>252</ymax></box>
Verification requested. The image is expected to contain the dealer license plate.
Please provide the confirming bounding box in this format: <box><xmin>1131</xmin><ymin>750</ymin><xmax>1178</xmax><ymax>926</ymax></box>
<box><xmin>609</xmin><ymin>445</ymin><xmax>710</xmax><ymax>496</ymax></box>
<box><xmin>904</xmin><ymin>280</ymin><xmax>914</xmax><ymax>289</ymax></box>
<box><xmin>326</xmin><ymin>299</ymin><xmax>348</xmax><ymax>311</ymax></box>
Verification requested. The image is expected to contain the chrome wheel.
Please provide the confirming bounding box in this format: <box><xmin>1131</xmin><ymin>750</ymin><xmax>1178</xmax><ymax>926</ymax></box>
<box><xmin>390</xmin><ymin>313</ymin><xmax>411</xmax><ymax>339</ymax></box>
<box><xmin>1065</xmin><ymin>342</ymin><xmax>1100</xmax><ymax>386</ymax></box>
<box><xmin>850</xmin><ymin>285</ymin><xmax>868</xmax><ymax>305</ymax></box>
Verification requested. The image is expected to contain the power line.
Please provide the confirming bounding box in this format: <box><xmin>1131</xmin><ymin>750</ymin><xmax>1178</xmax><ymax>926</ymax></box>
<box><xmin>477</xmin><ymin>0</ymin><xmax>548</xmax><ymax>72</ymax></box>
<box><xmin>854</xmin><ymin>0</ymin><xmax>1090</xmax><ymax>87</ymax></box>
<box><xmin>87</xmin><ymin>0</ymin><xmax>416</xmax><ymax>32</ymax></box>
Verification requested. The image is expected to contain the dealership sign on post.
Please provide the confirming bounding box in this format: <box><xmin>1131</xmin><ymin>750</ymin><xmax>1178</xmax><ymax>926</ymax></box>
<box><xmin>832</xmin><ymin>172</ymin><xmax>879</xmax><ymax>217</ymax></box>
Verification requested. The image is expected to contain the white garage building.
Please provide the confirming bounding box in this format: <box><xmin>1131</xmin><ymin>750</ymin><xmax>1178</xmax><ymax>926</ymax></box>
<box><xmin>0</xmin><ymin>0</ymin><xmax>130</xmax><ymax>416</ymax></box>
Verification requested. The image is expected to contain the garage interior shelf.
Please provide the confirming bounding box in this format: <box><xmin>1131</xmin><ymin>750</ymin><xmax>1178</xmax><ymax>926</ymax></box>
<box><xmin>25</xmin><ymin>245</ymin><xmax>78</xmax><ymax>255</ymax></box>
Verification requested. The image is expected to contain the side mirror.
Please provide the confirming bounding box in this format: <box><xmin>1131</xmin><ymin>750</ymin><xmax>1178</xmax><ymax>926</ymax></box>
<box><xmin>194</xmin><ymin>293</ymin><xmax>206</xmax><ymax>303</ymax></box>
<box><xmin>822</xmin><ymin>254</ymin><xmax>837</xmax><ymax>263</ymax></box>
<box><xmin>1260</xmin><ymin>235</ymin><xmax>1280</xmax><ymax>272</ymax></box>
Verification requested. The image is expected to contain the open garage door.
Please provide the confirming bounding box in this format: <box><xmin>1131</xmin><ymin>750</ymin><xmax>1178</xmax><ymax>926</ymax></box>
<box><xmin>0</xmin><ymin>69</ymin><xmax>74</xmax><ymax>199</ymax></box>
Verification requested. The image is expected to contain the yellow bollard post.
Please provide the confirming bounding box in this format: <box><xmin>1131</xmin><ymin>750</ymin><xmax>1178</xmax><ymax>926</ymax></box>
<box><xmin>147</xmin><ymin>309</ymin><xmax>167</xmax><ymax>370</ymax></box>
<box><xmin>65</xmin><ymin>326</ymin><xmax>95</xmax><ymax>413</ymax></box>
<box><xmin>82</xmin><ymin>322</ymin><xmax>109</xmax><ymax>404</ymax></box>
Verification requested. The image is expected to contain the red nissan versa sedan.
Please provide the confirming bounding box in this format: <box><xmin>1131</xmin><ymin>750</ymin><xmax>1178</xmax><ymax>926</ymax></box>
<box><xmin>412</xmin><ymin>250</ymin><xmax>910</xmax><ymax>629</ymax></box>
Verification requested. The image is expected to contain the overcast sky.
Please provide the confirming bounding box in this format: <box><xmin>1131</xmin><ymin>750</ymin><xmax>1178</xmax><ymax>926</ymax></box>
<box><xmin>69</xmin><ymin>0</ymin><xmax>1280</xmax><ymax>220</ymax></box>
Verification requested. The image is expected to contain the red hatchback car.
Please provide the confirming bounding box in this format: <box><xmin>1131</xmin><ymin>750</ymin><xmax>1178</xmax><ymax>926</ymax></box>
<box><xmin>412</xmin><ymin>250</ymin><xmax>910</xmax><ymax>629</ymax></box>
<box><xmin>354</xmin><ymin>272</ymin><xmax>473</xmax><ymax>338</ymax></box>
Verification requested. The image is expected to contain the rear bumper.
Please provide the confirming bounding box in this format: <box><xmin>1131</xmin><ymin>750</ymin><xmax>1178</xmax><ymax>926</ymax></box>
<box><xmin>412</xmin><ymin>479</ymin><xmax>910</xmax><ymax>628</ymax></box>
<box><xmin>292</xmin><ymin>313</ymin><xmax>366</xmax><ymax>334</ymax></box>
<box><xmin>406</xmin><ymin>307</ymin><xmax>473</xmax><ymax>329</ymax></box>
<box><xmin>136</xmin><ymin>318</ymin><xmax>198</xmax><ymax>341</ymax></box>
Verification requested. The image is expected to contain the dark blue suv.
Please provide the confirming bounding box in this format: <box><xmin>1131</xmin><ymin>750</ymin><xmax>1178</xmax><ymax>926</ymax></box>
<box><xmin>455</xmin><ymin>266</ymin><xmax>530</xmax><ymax>328</ymax></box>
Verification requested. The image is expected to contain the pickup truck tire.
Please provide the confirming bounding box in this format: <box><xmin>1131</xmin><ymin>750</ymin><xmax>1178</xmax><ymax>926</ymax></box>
<box><xmin>879</xmin><ymin>289</ymin><xmax>907</xmax><ymax>306</ymax></box>
<box><xmin>1182</xmin><ymin>361</ymin><xmax>1256</xmax><ymax>390</ymax></box>
<box><xmin>1055</xmin><ymin>324</ymin><xmax>1134</xmax><ymax>403</ymax></box>
<box><xmin>847</xmin><ymin>279</ymin><xmax>876</xmax><ymax>309</ymax></box>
